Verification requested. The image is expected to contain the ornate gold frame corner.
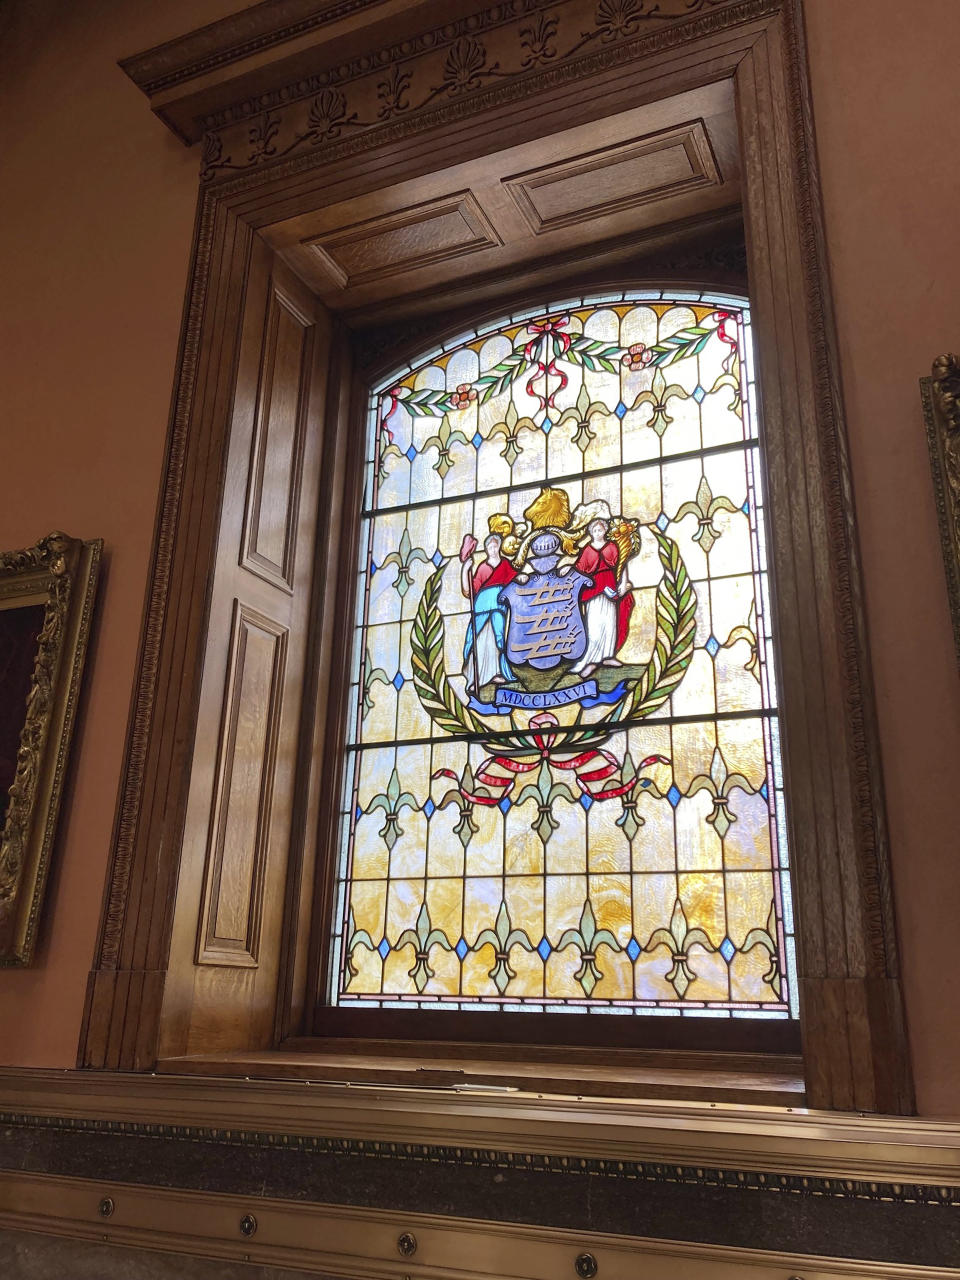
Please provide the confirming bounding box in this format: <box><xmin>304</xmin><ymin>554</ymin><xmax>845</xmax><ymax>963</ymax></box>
<box><xmin>0</xmin><ymin>532</ymin><xmax>101</xmax><ymax>966</ymax></box>
<box><xmin>922</xmin><ymin>353</ymin><xmax>960</xmax><ymax>666</ymax></box>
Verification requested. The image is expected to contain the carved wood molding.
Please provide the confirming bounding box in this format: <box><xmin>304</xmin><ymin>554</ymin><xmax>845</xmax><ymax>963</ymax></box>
<box><xmin>194</xmin><ymin>0</ymin><xmax>764</xmax><ymax>180</ymax></box>
<box><xmin>89</xmin><ymin>0</ymin><xmax>914</xmax><ymax>1113</ymax></box>
<box><xmin>922</xmin><ymin>353</ymin><xmax>960</xmax><ymax>666</ymax></box>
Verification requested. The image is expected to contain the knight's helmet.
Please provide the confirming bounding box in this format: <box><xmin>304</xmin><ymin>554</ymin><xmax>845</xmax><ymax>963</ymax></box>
<box><xmin>528</xmin><ymin>531</ymin><xmax>563</xmax><ymax>573</ymax></box>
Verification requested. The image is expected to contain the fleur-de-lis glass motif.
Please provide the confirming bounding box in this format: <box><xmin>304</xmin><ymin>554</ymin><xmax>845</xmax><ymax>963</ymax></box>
<box><xmin>474</xmin><ymin>900</ymin><xmax>535</xmax><ymax>993</ymax></box>
<box><xmin>377</xmin><ymin>438</ymin><xmax>403</xmax><ymax>486</ymax></box>
<box><xmin>645</xmin><ymin>898</ymin><xmax>715</xmax><ymax>999</ymax></box>
<box><xmin>674</xmin><ymin>475</ymin><xmax>739</xmax><ymax>554</ymax></box>
<box><xmin>422</xmin><ymin>417</ymin><xmax>471</xmax><ymax>479</ymax></box>
<box><xmin>557</xmin><ymin>384</ymin><xmax>608</xmax><ymax>456</ymax></box>
<box><xmin>686</xmin><ymin>747</ymin><xmax>757</xmax><ymax>840</ymax></box>
<box><xmin>396</xmin><ymin>903</ymin><xmax>453</xmax><ymax>993</ymax></box>
<box><xmin>489</xmin><ymin>401</ymin><xmax>539</xmax><ymax>467</ymax></box>
<box><xmin>362</xmin><ymin>648</ymin><xmax>391</xmax><ymax>718</ymax></box>
<box><xmin>557</xmin><ymin>900</ymin><xmax>621</xmax><ymax>996</ymax></box>
<box><xmin>514</xmin><ymin>760</ymin><xmax>579</xmax><ymax>848</ymax></box>
<box><xmin>741</xmin><ymin>901</ymin><xmax>782</xmax><ymax>998</ymax></box>
<box><xmin>345</xmin><ymin>908</ymin><xmax>376</xmax><ymax>982</ymax></box>
<box><xmin>380</xmin><ymin>527</ymin><xmax>431</xmax><ymax>598</ymax></box>
<box><xmin>433</xmin><ymin>762</ymin><xmax>481</xmax><ymax>850</ymax></box>
<box><xmin>365</xmin><ymin>765</ymin><xmax>418</xmax><ymax>851</ymax></box>
<box><xmin>721</xmin><ymin>601</ymin><xmax>761</xmax><ymax>681</ymax></box>
<box><xmin>629</xmin><ymin>366</ymin><xmax>690</xmax><ymax>437</ymax></box>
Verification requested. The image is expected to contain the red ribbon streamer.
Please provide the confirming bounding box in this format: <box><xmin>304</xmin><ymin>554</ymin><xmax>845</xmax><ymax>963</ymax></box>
<box><xmin>434</xmin><ymin>712</ymin><xmax>670</xmax><ymax>806</ymax></box>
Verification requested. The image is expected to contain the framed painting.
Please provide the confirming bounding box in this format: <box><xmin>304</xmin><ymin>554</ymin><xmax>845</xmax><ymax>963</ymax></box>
<box><xmin>0</xmin><ymin>532</ymin><xmax>101</xmax><ymax>965</ymax></box>
<box><xmin>922</xmin><ymin>353</ymin><xmax>960</xmax><ymax>666</ymax></box>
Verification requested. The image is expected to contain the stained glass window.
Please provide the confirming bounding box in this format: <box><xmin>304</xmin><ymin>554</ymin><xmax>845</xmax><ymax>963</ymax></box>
<box><xmin>328</xmin><ymin>290</ymin><xmax>797</xmax><ymax>1020</ymax></box>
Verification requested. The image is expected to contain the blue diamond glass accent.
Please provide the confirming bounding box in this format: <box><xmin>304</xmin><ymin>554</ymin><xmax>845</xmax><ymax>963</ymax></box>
<box><xmin>626</xmin><ymin>938</ymin><xmax>642</xmax><ymax>962</ymax></box>
<box><xmin>423</xmin><ymin>798</ymin><xmax>435</xmax><ymax>818</ymax></box>
<box><xmin>370</xmin><ymin>559</ymin><xmax>378</xmax><ymax>574</ymax></box>
<box><xmin>377</xmin><ymin>938</ymin><xmax>391</xmax><ymax>960</ymax></box>
<box><xmin>354</xmin><ymin>804</ymin><xmax>362</xmax><ymax>822</ymax></box>
<box><xmin>614</xmin><ymin>401</ymin><xmax>628</xmax><ymax>420</ymax></box>
<box><xmin>455</xmin><ymin>937</ymin><xmax>469</xmax><ymax>961</ymax></box>
<box><xmin>656</xmin><ymin>512</ymin><xmax>669</xmax><ymax>532</ymax></box>
<box><xmin>719</xmin><ymin>936</ymin><xmax>736</xmax><ymax>963</ymax></box>
<box><xmin>431</xmin><ymin>549</ymin><xmax>443</xmax><ymax>567</ymax></box>
<box><xmin>472</xmin><ymin>432</ymin><xmax>483</xmax><ymax>448</ymax></box>
<box><xmin>537</xmin><ymin>937</ymin><xmax>552</xmax><ymax>962</ymax></box>
<box><xmin>760</xmin><ymin>781</ymin><xmax>769</xmax><ymax>801</ymax></box>
<box><xmin>579</xmin><ymin>793</ymin><xmax>593</xmax><ymax>811</ymax></box>
<box><xmin>705</xmin><ymin>635</ymin><xmax>720</xmax><ymax>657</ymax></box>
<box><xmin>405</xmin><ymin>444</ymin><xmax>417</xmax><ymax>462</ymax></box>
<box><xmin>541</xmin><ymin>416</ymin><xmax>552</xmax><ymax>434</ymax></box>
<box><xmin>498</xmin><ymin>797</ymin><xmax>511</xmax><ymax>815</ymax></box>
<box><xmin>667</xmin><ymin>784</ymin><xmax>682</xmax><ymax>808</ymax></box>
<box><xmin>742</xmin><ymin>498</ymin><xmax>750</xmax><ymax>514</ymax></box>
<box><xmin>392</xmin><ymin>672</ymin><xmax>405</xmax><ymax>691</ymax></box>
<box><xmin>693</xmin><ymin>385</ymin><xmax>706</xmax><ymax>404</ymax></box>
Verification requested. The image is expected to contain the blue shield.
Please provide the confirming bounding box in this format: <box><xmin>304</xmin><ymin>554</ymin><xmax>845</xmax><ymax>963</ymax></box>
<box><xmin>498</xmin><ymin>568</ymin><xmax>590</xmax><ymax>670</ymax></box>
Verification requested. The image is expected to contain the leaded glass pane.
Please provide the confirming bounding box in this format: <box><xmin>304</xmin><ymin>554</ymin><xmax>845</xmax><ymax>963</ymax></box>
<box><xmin>330</xmin><ymin>292</ymin><xmax>796</xmax><ymax>1018</ymax></box>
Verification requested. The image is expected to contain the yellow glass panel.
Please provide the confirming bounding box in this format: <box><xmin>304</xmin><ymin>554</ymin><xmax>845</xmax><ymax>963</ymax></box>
<box><xmin>589</xmin><ymin>873</ymin><xmax>632</xmax><ymax>945</ymax></box>
<box><xmin>723</xmin><ymin>791</ymin><xmax>774</xmax><ymax>872</ymax></box>
<box><xmin>464</xmin><ymin>806</ymin><xmax>504</xmax><ymax>877</ymax></box>
<box><xmin>586</xmin><ymin>802</ymin><xmax>630</xmax><ymax>874</ymax></box>
<box><xmin>717</xmin><ymin>718</ymin><xmax>767</xmax><ymax>789</ymax></box>
<box><xmin>730</xmin><ymin>947</ymin><xmax>779</xmax><ymax>1003</ymax></box>
<box><xmin>592</xmin><ymin>949</ymin><xmax>632</xmax><ymax>1000</ymax></box>
<box><xmin>351</xmin><ymin>814</ymin><xmax>390</xmax><ymax>881</ymax></box>
<box><xmin>686</xmin><ymin>948</ymin><xmax>730</xmax><ymax>1002</ymax></box>
<box><xmin>725</xmin><ymin>870</ymin><xmax>774</xmax><ymax>944</ymax></box>
<box><xmin>545</xmin><ymin>872</ymin><xmax>587</xmax><ymax>940</ymax></box>
<box><xmin>545</xmin><ymin>948</ymin><xmax>583</xmax><ymax>1000</ymax></box>
<box><xmin>462</xmin><ymin>874</ymin><xmax>503</xmax><ymax>942</ymax></box>
<box><xmin>634</xmin><ymin>950</ymin><xmax>678</xmax><ymax>1003</ymax></box>
<box><xmin>348</xmin><ymin>878</ymin><xmax>387</xmax><ymax>939</ymax></box>
<box><xmin>385</xmin><ymin>877</ymin><xmax>423</xmax><ymax>941</ymax></box>
<box><xmin>348</xmin><ymin>945</ymin><xmax>383</xmax><ymax>993</ymax></box>
<box><xmin>675</xmin><ymin>791</ymin><xmax>722</xmax><ymax>872</ymax></box>
<box><xmin>426</xmin><ymin>875</ymin><xmax>464</xmax><ymax>940</ymax></box>
<box><xmin>504</xmin><ymin>807</ymin><xmax>545</xmax><ymax>875</ymax></box>
<box><xmin>678</xmin><ymin>871</ymin><xmax>725</xmax><ymax>943</ymax></box>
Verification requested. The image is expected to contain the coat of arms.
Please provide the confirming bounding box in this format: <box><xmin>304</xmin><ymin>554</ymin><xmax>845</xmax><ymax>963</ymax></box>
<box><xmin>411</xmin><ymin>480</ymin><xmax>697</xmax><ymax>806</ymax></box>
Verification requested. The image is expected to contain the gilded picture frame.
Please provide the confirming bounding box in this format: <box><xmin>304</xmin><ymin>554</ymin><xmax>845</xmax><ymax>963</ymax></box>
<box><xmin>0</xmin><ymin>532</ymin><xmax>101</xmax><ymax>965</ymax></box>
<box><xmin>922</xmin><ymin>354</ymin><xmax>960</xmax><ymax>667</ymax></box>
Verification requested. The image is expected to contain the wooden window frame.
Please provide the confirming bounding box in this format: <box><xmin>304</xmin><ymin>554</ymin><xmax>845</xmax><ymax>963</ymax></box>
<box><xmin>82</xmin><ymin>0</ymin><xmax>913</xmax><ymax>1112</ymax></box>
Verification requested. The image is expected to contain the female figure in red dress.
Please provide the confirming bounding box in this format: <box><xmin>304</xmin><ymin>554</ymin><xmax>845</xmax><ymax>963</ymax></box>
<box><xmin>571</xmin><ymin>518</ymin><xmax>634</xmax><ymax>677</ymax></box>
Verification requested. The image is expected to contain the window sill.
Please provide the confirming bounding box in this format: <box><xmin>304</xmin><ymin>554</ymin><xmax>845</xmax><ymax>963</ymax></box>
<box><xmin>156</xmin><ymin>1040</ymin><xmax>804</xmax><ymax>1107</ymax></box>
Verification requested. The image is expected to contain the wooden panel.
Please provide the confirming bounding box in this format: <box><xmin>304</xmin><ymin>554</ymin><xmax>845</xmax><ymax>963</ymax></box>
<box><xmin>197</xmin><ymin>602</ymin><xmax>288</xmax><ymax>967</ymax></box>
<box><xmin>504</xmin><ymin>120</ymin><xmax>720</xmax><ymax>234</ymax></box>
<box><xmin>241</xmin><ymin>287</ymin><xmax>312</xmax><ymax>592</ymax></box>
<box><xmin>304</xmin><ymin>191</ymin><xmax>500</xmax><ymax>289</ymax></box>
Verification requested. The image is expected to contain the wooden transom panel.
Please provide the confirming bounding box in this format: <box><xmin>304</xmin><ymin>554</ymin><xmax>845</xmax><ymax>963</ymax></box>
<box><xmin>269</xmin><ymin>83</ymin><xmax>738</xmax><ymax>311</ymax></box>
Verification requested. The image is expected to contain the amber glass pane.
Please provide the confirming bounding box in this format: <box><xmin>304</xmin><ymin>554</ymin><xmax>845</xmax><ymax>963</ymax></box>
<box><xmin>330</xmin><ymin>292</ymin><xmax>796</xmax><ymax>1018</ymax></box>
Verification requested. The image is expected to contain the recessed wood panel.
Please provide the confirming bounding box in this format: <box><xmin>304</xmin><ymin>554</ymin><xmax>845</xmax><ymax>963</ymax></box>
<box><xmin>197</xmin><ymin>602</ymin><xmax>288</xmax><ymax>968</ymax></box>
<box><xmin>241</xmin><ymin>287</ymin><xmax>312</xmax><ymax>593</ymax></box>
<box><xmin>304</xmin><ymin>192</ymin><xmax>501</xmax><ymax>289</ymax></box>
<box><xmin>504</xmin><ymin>120</ymin><xmax>720</xmax><ymax>234</ymax></box>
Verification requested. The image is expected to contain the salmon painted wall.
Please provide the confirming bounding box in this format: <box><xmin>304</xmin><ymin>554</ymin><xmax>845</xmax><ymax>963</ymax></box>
<box><xmin>0</xmin><ymin>0</ymin><xmax>244</xmax><ymax>1067</ymax></box>
<box><xmin>2</xmin><ymin>0</ymin><xmax>959</xmax><ymax>1112</ymax></box>
<box><xmin>803</xmin><ymin>0</ymin><xmax>960</xmax><ymax>1114</ymax></box>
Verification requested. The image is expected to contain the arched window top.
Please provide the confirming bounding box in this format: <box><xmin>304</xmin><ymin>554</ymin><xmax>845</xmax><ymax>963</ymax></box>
<box><xmin>329</xmin><ymin>290</ymin><xmax>796</xmax><ymax>1023</ymax></box>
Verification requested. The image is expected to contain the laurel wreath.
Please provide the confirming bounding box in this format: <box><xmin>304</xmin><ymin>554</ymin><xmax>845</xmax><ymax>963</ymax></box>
<box><xmin>410</xmin><ymin>529</ymin><xmax>696</xmax><ymax>753</ymax></box>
